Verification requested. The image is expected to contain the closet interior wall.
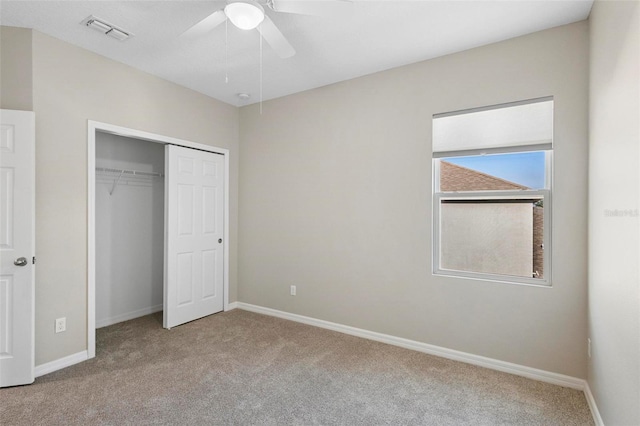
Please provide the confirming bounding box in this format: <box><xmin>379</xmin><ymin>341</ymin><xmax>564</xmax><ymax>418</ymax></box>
<box><xmin>95</xmin><ymin>132</ymin><xmax>165</xmax><ymax>327</ymax></box>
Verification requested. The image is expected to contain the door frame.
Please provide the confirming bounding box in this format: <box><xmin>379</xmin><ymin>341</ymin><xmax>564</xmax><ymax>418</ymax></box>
<box><xmin>87</xmin><ymin>121</ymin><xmax>230</xmax><ymax>359</ymax></box>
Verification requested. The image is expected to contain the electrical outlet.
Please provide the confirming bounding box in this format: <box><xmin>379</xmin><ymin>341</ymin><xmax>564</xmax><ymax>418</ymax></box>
<box><xmin>290</xmin><ymin>285</ymin><xmax>296</xmax><ymax>296</ymax></box>
<box><xmin>55</xmin><ymin>317</ymin><xmax>66</xmax><ymax>333</ymax></box>
<box><xmin>588</xmin><ymin>338</ymin><xmax>591</xmax><ymax>358</ymax></box>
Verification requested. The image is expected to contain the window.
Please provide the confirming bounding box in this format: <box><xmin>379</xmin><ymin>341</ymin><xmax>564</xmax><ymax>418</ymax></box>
<box><xmin>432</xmin><ymin>98</ymin><xmax>553</xmax><ymax>286</ymax></box>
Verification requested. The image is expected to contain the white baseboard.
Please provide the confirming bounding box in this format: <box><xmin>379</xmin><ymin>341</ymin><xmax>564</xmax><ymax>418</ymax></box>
<box><xmin>226</xmin><ymin>301</ymin><xmax>238</xmax><ymax>311</ymax></box>
<box><xmin>236</xmin><ymin>302</ymin><xmax>585</xmax><ymax>390</ymax></box>
<box><xmin>35</xmin><ymin>350</ymin><xmax>88</xmax><ymax>378</ymax></box>
<box><xmin>583</xmin><ymin>381</ymin><xmax>605</xmax><ymax>426</ymax></box>
<box><xmin>96</xmin><ymin>304</ymin><xmax>163</xmax><ymax>328</ymax></box>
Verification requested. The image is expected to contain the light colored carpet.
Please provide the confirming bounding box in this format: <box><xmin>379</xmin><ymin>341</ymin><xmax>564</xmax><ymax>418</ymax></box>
<box><xmin>1</xmin><ymin>309</ymin><xmax>593</xmax><ymax>425</ymax></box>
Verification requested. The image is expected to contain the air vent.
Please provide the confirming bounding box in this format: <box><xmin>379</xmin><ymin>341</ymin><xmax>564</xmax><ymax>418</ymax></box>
<box><xmin>81</xmin><ymin>15</ymin><xmax>133</xmax><ymax>41</ymax></box>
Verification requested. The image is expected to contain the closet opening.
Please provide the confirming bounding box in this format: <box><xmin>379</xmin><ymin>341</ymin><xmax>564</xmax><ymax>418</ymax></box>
<box><xmin>87</xmin><ymin>121</ymin><xmax>230</xmax><ymax>359</ymax></box>
<box><xmin>95</xmin><ymin>133</ymin><xmax>165</xmax><ymax>328</ymax></box>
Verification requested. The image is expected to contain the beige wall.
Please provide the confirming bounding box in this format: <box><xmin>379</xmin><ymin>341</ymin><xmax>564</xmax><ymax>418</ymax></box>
<box><xmin>0</xmin><ymin>27</ymin><xmax>33</xmax><ymax>111</ymax></box>
<box><xmin>0</xmin><ymin>29</ymin><xmax>239</xmax><ymax>365</ymax></box>
<box><xmin>239</xmin><ymin>22</ymin><xmax>589</xmax><ymax>377</ymax></box>
<box><xmin>588</xmin><ymin>1</ymin><xmax>640</xmax><ymax>424</ymax></box>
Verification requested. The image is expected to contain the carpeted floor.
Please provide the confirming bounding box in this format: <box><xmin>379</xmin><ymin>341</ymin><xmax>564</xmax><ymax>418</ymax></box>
<box><xmin>1</xmin><ymin>309</ymin><xmax>593</xmax><ymax>425</ymax></box>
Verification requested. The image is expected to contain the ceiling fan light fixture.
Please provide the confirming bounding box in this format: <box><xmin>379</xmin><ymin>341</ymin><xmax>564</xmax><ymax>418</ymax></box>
<box><xmin>224</xmin><ymin>1</ymin><xmax>265</xmax><ymax>30</ymax></box>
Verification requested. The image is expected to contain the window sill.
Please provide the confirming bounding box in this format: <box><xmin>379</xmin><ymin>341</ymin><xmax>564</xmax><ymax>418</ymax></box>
<box><xmin>433</xmin><ymin>269</ymin><xmax>552</xmax><ymax>288</ymax></box>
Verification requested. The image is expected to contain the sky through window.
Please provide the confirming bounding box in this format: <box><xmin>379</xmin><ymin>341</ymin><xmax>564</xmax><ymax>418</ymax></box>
<box><xmin>444</xmin><ymin>151</ymin><xmax>545</xmax><ymax>189</ymax></box>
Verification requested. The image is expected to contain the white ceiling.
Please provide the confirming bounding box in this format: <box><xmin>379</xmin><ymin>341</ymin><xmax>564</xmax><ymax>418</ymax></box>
<box><xmin>1</xmin><ymin>0</ymin><xmax>594</xmax><ymax>106</ymax></box>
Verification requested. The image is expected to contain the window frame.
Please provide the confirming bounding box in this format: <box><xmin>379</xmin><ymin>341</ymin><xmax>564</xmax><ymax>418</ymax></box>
<box><xmin>432</xmin><ymin>151</ymin><xmax>553</xmax><ymax>287</ymax></box>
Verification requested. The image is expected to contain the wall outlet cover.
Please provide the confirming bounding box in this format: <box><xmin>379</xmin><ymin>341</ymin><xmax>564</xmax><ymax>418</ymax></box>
<box><xmin>55</xmin><ymin>317</ymin><xmax>66</xmax><ymax>333</ymax></box>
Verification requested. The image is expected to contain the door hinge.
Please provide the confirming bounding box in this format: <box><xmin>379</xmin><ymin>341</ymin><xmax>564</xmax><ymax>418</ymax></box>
<box><xmin>32</xmin><ymin>256</ymin><xmax>36</xmax><ymax>264</ymax></box>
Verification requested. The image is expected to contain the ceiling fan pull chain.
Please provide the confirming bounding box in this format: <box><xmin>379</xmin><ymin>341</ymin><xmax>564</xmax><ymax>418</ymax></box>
<box><xmin>260</xmin><ymin>24</ymin><xmax>263</xmax><ymax>115</ymax></box>
<box><xmin>225</xmin><ymin>19</ymin><xmax>229</xmax><ymax>84</ymax></box>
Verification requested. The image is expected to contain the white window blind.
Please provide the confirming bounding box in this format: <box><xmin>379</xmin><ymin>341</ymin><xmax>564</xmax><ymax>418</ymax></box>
<box><xmin>432</xmin><ymin>97</ymin><xmax>553</xmax><ymax>158</ymax></box>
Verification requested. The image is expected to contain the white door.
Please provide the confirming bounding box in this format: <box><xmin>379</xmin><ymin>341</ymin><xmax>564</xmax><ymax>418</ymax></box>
<box><xmin>164</xmin><ymin>145</ymin><xmax>224</xmax><ymax>328</ymax></box>
<box><xmin>0</xmin><ymin>110</ymin><xmax>35</xmax><ymax>387</ymax></box>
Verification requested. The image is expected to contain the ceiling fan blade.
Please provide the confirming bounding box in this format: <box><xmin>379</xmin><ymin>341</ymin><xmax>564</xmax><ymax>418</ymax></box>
<box><xmin>181</xmin><ymin>10</ymin><xmax>227</xmax><ymax>38</ymax></box>
<box><xmin>271</xmin><ymin>0</ymin><xmax>353</xmax><ymax>17</ymax></box>
<box><xmin>257</xmin><ymin>15</ymin><xmax>296</xmax><ymax>59</ymax></box>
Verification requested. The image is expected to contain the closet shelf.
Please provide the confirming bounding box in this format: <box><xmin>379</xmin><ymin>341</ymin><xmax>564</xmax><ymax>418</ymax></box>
<box><xmin>96</xmin><ymin>167</ymin><xmax>163</xmax><ymax>195</ymax></box>
<box><xmin>96</xmin><ymin>167</ymin><xmax>164</xmax><ymax>178</ymax></box>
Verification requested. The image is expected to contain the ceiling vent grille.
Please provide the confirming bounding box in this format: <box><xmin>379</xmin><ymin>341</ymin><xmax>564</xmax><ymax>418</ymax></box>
<box><xmin>81</xmin><ymin>15</ymin><xmax>133</xmax><ymax>41</ymax></box>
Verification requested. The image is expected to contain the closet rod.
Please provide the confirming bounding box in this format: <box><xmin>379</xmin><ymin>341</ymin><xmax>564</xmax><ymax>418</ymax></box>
<box><xmin>95</xmin><ymin>167</ymin><xmax>164</xmax><ymax>178</ymax></box>
<box><xmin>96</xmin><ymin>167</ymin><xmax>163</xmax><ymax>196</ymax></box>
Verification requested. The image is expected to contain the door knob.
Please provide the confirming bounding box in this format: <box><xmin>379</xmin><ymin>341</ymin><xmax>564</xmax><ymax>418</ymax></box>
<box><xmin>14</xmin><ymin>257</ymin><xmax>28</xmax><ymax>267</ymax></box>
<box><xmin>218</xmin><ymin>238</ymin><xmax>223</xmax><ymax>244</ymax></box>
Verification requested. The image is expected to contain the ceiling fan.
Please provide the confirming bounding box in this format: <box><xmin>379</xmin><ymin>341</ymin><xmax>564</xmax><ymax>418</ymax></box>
<box><xmin>182</xmin><ymin>0</ymin><xmax>352</xmax><ymax>59</ymax></box>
